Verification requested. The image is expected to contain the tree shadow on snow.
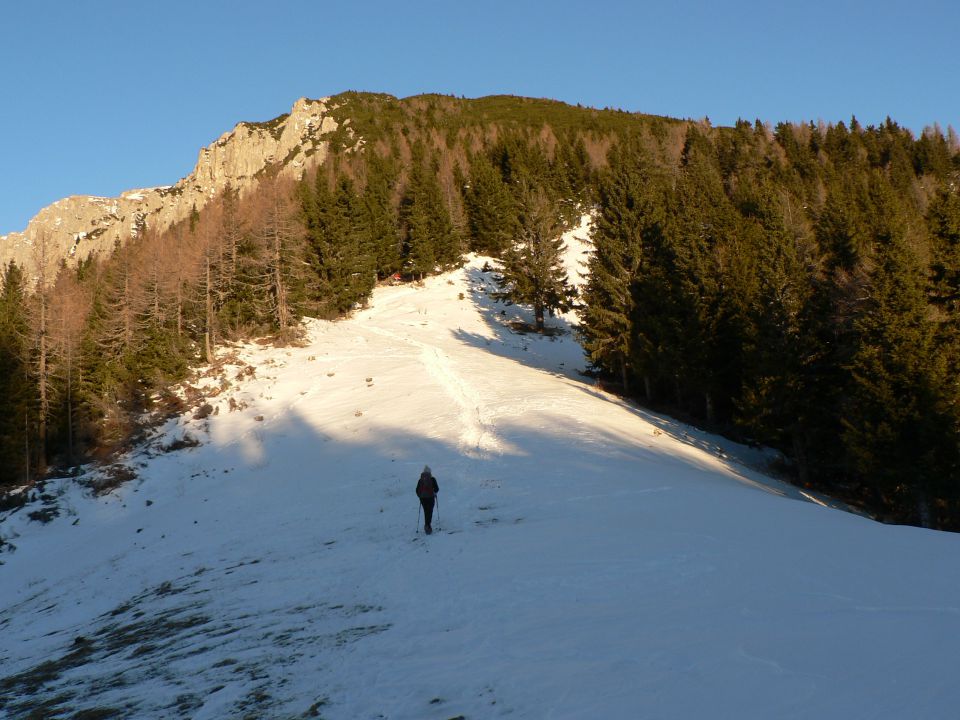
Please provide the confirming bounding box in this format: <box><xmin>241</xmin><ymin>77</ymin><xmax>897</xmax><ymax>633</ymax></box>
<box><xmin>450</xmin><ymin>266</ymin><xmax>834</xmax><ymax>508</ymax></box>
<box><xmin>452</xmin><ymin>266</ymin><xmax>584</xmax><ymax>380</ymax></box>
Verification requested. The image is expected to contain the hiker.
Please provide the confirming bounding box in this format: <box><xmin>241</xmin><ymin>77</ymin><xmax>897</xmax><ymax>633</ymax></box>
<box><xmin>416</xmin><ymin>465</ymin><xmax>439</xmax><ymax>534</ymax></box>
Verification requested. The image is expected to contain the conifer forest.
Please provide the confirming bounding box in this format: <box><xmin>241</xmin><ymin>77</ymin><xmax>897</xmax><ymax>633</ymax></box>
<box><xmin>2</xmin><ymin>92</ymin><xmax>959</xmax><ymax>529</ymax></box>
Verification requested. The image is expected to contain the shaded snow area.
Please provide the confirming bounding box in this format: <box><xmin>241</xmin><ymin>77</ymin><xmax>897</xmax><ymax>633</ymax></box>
<box><xmin>2</xmin><ymin>216</ymin><xmax>960</xmax><ymax>719</ymax></box>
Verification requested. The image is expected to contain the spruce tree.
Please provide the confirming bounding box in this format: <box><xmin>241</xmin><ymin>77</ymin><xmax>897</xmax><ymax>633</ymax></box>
<box><xmin>666</xmin><ymin>127</ymin><xmax>741</xmax><ymax>421</ymax></box>
<box><xmin>302</xmin><ymin>167</ymin><xmax>378</xmax><ymax>317</ymax></box>
<box><xmin>330</xmin><ymin>176</ymin><xmax>376</xmax><ymax>313</ymax></box>
<box><xmin>464</xmin><ymin>151</ymin><xmax>517</xmax><ymax>255</ymax></box>
<box><xmin>401</xmin><ymin>144</ymin><xmax>461</xmax><ymax>278</ymax></box>
<box><xmin>555</xmin><ymin>131</ymin><xmax>592</xmax><ymax>211</ymax></box>
<box><xmin>0</xmin><ymin>262</ymin><xmax>31</xmax><ymax>485</ymax></box>
<box><xmin>928</xmin><ymin>186</ymin><xmax>960</xmax><ymax>317</ymax></box>
<box><xmin>362</xmin><ymin>153</ymin><xmax>402</xmax><ymax>277</ymax></box>
<box><xmin>75</xmin><ymin>252</ymin><xmax>137</xmax><ymax>452</ymax></box>
<box><xmin>302</xmin><ymin>166</ymin><xmax>336</xmax><ymax>313</ymax></box>
<box><xmin>579</xmin><ymin>139</ymin><xmax>666</xmax><ymax>394</ymax></box>
<box><xmin>496</xmin><ymin>186</ymin><xmax>574</xmax><ymax>332</ymax></box>
<box><xmin>843</xmin><ymin>227</ymin><xmax>956</xmax><ymax>526</ymax></box>
<box><xmin>734</xmin><ymin>181</ymin><xmax>815</xmax><ymax>456</ymax></box>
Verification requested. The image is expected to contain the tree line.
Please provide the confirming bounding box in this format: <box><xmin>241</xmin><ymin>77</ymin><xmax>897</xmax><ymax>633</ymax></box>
<box><xmin>2</xmin><ymin>92</ymin><xmax>958</xmax><ymax>529</ymax></box>
<box><xmin>581</xmin><ymin>118</ymin><xmax>960</xmax><ymax>528</ymax></box>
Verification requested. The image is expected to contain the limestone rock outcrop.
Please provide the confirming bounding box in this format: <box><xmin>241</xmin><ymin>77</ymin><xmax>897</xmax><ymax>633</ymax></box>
<box><xmin>0</xmin><ymin>97</ymin><xmax>338</xmax><ymax>281</ymax></box>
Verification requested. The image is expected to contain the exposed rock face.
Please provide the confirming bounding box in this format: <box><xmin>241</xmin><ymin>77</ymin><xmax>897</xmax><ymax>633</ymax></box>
<box><xmin>0</xmin><ymin>97</ymin><xmax>338</xmax><ymax>282</ymax></box>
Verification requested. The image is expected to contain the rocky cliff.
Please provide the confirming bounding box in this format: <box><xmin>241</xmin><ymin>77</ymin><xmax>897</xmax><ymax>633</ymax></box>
<box><xmin>0</xmin><ymin>97</ymin><xmax>338</xmax><ymax>282</ymax></box>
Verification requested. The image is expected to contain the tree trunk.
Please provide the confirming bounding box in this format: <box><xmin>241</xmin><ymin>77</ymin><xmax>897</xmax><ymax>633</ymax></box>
<box><xmin>535</xmin><ymin>304</ymin><xmax>545</xmax><ymax>333</ymax></box>
<box><xmin>31</xmin><ymin>231</ymin><xmax>53</xmax><ymax>474</ymax></box>
<box><xmin>205</xmin><ymin>256</ymin><xmax>214</xmax><ymax>363</ymax></box>
<box><xmin>274</xmin><ymin>225</ymin><xmax>288</xmax><ymax>331</ymax></box>
<box><xmin>24</xmin><ymin>409</ymin><xmax>30</xmax><ymax>483</ymax></box>
<box><xmin>37</xmin><ymin>292</ymin><xmax>48</xmax><ymax>472</ymax></box>
<box><xmin>176</xmin><ymin>227</ymin><xmax>184</xmax><ymax>337</ymax></box>
<box><xmin>66</xmin><ymin>355</ymin><xmax>73</xmax><ymax>465</ymax></box>
<box><xmin>123</xmin><ymin>271</ymin><xmax>132</xmax><ymax>350</ymax></box>
<box><xmin>644</xmin><ymin>375</ymin><xmax>653</xmax><ymax>402</ymax></box>
<box><xmin>62</xmin><ymin>310</ymin><xmax>74</xmax><ymax>465</ymax></box>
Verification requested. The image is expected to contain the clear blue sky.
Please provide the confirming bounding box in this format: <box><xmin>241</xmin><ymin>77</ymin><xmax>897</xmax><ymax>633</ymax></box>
<box><xmin>2</xmin><ymin>0</ymin><xmax>958</xmax><ymax>234</ymax></box>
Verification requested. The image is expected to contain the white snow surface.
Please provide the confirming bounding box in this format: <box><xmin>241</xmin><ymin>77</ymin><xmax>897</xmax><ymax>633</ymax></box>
<box><xmin>2</xmin><ymin>217</ymin><xmax>959</xmax><ymax>719</ymax></box>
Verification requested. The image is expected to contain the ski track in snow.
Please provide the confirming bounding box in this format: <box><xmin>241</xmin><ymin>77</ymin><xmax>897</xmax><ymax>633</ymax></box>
<box><xmin>2</xmin><ymin>216</ymin><xmax>960</xmax><ymax>719</ymax></box>
<box><xmin>363</xmin><ymin>324</ymin><xmax>500</xmax><ymax>460</ymax></box>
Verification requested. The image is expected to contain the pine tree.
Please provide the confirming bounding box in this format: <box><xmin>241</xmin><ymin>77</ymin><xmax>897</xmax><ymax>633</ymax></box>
<box><xmin>0</xmin><ymin>262</ymin><xmax>31</xmax><ymax>485</ymax></box>
<box><xmin>915</xmin><ymin>125</ymin><xmax>953</xmax><ymax>178</ymax></box>
<box><xmin>928</xmin><ymin>185</ymin><xmax>960</xmax><ymax>317</ymax></box>
<box><xmin>843</xmin><ymin>227</ymin><xmax>957</xmax><ymax>526</ymax></box>
<box><xmin>75</xmin><ymin>237</ymin><xmax>154</xmax><ymax>449</ymax></box>
<box><xmin>464</xmin><ymin>151</ymin><xmax>517</xmax><ymax>255</ymax></box>
<box><xmin>304</xmin><ymin>169</ymin><xmax>369</xmax><ymax>317</ymax></box>
<box><xmin>325</xmin><ymin>176</ymin><xmax>376</xmax><ymax>313</ymax></box>
<box><xmin>401</xmin><ymin>144</ymin><xmax>461</xmax><ymax>278</ymax></box>
<box><xmin>92</xmin><ymin>238</ymin><xmax>143</xmax><ymax>366</ymax></box>
<box><xmin>362</xmin><ymin>153</ymin><xmax>402</xmax><ymax>277</ymax></box>
<box><xmin>665</xmin><ymin>127</ymin><xmax>741</xmax><ymax>421</ymax></box>
<box><xmin>555</xmin><ymin>131</ymin><xmax>592</xmax><ymax>212</ymax></box>
<box><xmin>734</xmin><ymin>181</ymin><xmax>816</xmax><ymax>459</ymax></box>
<box><xmin>496</xmin><ymin>186</ymin><xmax>574</xmax><ymax>332</ymax></box>
<box><xmin>579</xmin><ymin>139</ymin><xmax>666</xmax><ymax>394</ymax></box>
<box><xmin>301</xmin><ymin>167</ymin><xmax>334</xmax><ymax>313</ymax></box>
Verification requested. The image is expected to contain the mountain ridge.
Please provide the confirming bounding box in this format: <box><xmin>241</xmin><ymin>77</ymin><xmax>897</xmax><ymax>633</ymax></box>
<box><xmin>0</xmin><ymin>90</ymin><xmax>688</xmax><ymax>283</ymax></box>
<box><xmin>0</xmin><ymin>97</ymin><xmax>337</xmax><ymax>281</ymax></box>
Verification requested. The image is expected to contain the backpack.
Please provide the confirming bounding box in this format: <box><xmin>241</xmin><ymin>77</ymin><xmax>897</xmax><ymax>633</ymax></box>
<box><xmin>416</xmin><ymin>473</ymin><xmax>435</xmax><ymax>499</ymax></box>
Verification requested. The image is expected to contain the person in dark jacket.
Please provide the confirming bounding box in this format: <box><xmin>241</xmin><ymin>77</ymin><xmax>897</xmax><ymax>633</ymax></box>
<box><xmin>416</xmin><ymin>465</ymin><xmax>439</xmax><ymax>534</ymax></box>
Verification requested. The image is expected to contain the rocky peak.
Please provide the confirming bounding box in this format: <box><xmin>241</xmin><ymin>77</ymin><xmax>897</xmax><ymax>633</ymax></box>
<box><xmin>0</xmin><ymin>97</ymin><xmax>338</xmax><ymax>284</ymax></box>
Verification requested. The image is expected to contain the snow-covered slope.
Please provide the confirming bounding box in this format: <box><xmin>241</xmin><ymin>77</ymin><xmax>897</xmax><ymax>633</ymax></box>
<box><xmin>2</xmin><ymin>218</ymin><xmax>959</xmax><ymax>719</ymax></box>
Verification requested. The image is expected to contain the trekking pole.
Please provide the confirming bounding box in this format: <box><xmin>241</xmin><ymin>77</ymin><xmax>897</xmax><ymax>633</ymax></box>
<box><xmin>416</xmin><ymin>503</ymin><xmax>421</xmax><ymax>534</ymax></box>
<box><xmin>436</xmin><ymin>495</ymin><xmax>440</xmax><ymax>530</ymax></box>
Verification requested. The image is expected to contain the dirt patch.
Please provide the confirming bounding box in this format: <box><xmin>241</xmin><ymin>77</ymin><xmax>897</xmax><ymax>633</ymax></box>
<box><xmin>506</xmin><ymin>320</ymin><xmax>566</xmax><ymax>336</ymax></box>
<box><xmin>84</xmin><ymin>465</ymin><xmax>138</xmax><ymax>496</ymax></box>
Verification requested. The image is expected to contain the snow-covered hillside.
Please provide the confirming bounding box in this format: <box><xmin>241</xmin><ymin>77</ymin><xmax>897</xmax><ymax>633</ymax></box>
<box><xmin>2</xmin><ymin>218</ymin><xmax>959</xmax><ymax>719</ymax></box>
